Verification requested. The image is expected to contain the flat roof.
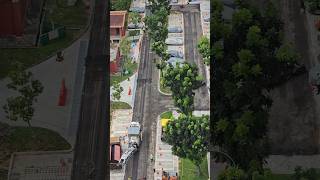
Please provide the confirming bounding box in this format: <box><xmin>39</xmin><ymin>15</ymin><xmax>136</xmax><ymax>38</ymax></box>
<box><xmin>110</xmin><ymin>11</ymin><xmax>127</xmax><ymax>28</ymax></box>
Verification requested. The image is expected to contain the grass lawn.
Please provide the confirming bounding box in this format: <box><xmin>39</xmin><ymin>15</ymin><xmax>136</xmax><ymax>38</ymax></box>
<box><xmin>111</xmin><ymin>62</ymin><xmax>138</xmax><ymax>86</ymax></box>
<box><xmin>160</xmin><ymin>111</ymin><xmax>173</xmax><ymax>119</ymax></box>
<box><xmin>0</xmin><ymin>1</ymin><xmax>88</xmax><ymax>79</ymax></box>
<box><xmin>159</xmin><ymin>72</ymin><xmax>172</xmax><ymax>94</ymax></box>
<box><xmin>46</xmin><ymin>0</ymin><xmax>88</xmax><ymax>29</ymax></box>
<box><xmin>111</xmin><ymin>101</ymin><xmax>132</xmax><ymax>110</ymax></box>
<box><xmin>0</xmin><ymin>122</ymin><xmax>70</xmax><ymax>180</ymax></box>
<box><xmin>179</xmin><ymin>158</ymin><xmax>209</xmax><ymax>180</ymax></box>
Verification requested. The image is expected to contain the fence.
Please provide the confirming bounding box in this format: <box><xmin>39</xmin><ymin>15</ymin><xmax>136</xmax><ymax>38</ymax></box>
<box><xmin>39</xmin><ymin>26</ymin><xmax>66</xmax><ymax>46</ymax></box>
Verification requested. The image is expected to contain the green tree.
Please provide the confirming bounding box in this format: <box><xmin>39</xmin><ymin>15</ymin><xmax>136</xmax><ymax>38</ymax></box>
<box><xmin>111</xmin><ymin>0</ymin><xmax>132</xmax><ymax>10</ymax></box>
<box><xmin>211</xmin><ymin>1</ymin><xmax>298</xmax><ymax>172</ymax></box>
<box><xmin>3</xmin><ymin>62</ymin><xmax>43</xmax><ymax>127</ymax></box>
<box><xmin>306</xmin><ymin>0</ymin><xmax>320</xmax><ymax>12</ymax></box>
<box><xmin>112</xmin><ymin>81</ymin><xmax>124</xmax><ymax>101</ymax></box>
<box><xmin>218</xmin><ymin>166</ymin><xmax>247</xmax><ymax>180</ymax></box>
<box><xmin>275</xmin><ymin>43</ymin><xmax>299</xmax><ymax>64</ymax></box>
<box><xmin>151</xmin><ymin>41</ymin><xmax>167</xmax><ymax>57</ymax></box>
<box><xmin>292</xmin><ymin>166</ymin><xmax>319</xmax><ymax>180</ymax></box>
<box><xmin>162</xmin><ymin>63</ymin><xmax>204</xmax><ymax>114</ymax></box>
<box><xmin>198</xmin><ymin>36</ymin><xmax>210</xmax><ymax>65</ymax></box>
<box><xmin>119</xmin><ymin>36</ymin><xmax>131</xmax><ymax>62</ymax></box>
<box><xmin>128</xmin><ymin>12</ymin><xmax>141</xmax><ymax>25</ymax></box>
<box><xmin>163</xmin><ymin>114</ymin><xmax>209</xmax><ymax>174</ymax></box>
<box><xmin>148</xmin><ymin>0</ymin><xmax>170</xmax><ymax>13</ymax></box>
<box><xmin>144</xmin><ymin>7</ymin><xmax>169</xmax><ymax>42</ymax></box>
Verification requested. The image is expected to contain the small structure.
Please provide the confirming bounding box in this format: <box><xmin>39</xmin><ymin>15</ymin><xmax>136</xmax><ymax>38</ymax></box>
<box><xmin>0</xmin><ymin>0</ymin><xmax>29</xmax><ymax>36</ymax></box>
<box><xmin>110</xmin><ymin>137</ymin><xmax>122</xmax><ymax>169</ymax></box>
<box><xmin>0</xmin><ymin>0</ymin><xmax>43</xmax><ymax>47</ymax></box>
<box><xmin>110</xmin><ymin>11</ymin><xmax>127</xmax><ymax>43</ymax></box>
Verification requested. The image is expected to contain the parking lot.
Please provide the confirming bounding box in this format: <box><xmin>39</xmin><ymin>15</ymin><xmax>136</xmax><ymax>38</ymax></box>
<box><xmin>167</xmin><ymin>11</ymin><xmax>185</xmax><ymax>62</ymax></box>
<box><xmin>200</xmin><ymin>1</ymin><xmax>210</xmax><ymax>38</ymax></box>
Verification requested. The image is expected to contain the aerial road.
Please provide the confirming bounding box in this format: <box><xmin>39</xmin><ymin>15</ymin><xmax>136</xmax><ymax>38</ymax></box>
<box><xmin>71</xmin><ymin>0</ymin><xmax>109</xmax><ymax>179</ymax></box>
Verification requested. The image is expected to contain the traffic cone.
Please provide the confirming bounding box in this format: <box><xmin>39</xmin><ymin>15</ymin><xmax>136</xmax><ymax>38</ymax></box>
<box><xmin>128</xmin><ymin>86</ymin><xmax>132</xmax><ymax>96</ymax></box>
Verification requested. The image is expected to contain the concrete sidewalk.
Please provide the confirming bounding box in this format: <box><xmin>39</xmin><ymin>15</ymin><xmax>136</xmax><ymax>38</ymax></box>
<box><xmin>154</xmin><ymin>116</ymin><xmax>179</xmax><ymax>180</ymax></box>
<box><xmin>0</xmin><ymin>32</ymin><xmax>89</xmax><ymax>145</ymax></box>
<box><xmin>110</xmin><ymin>72</ymin><xmax>138</xmax><ymax>108</ymax></box>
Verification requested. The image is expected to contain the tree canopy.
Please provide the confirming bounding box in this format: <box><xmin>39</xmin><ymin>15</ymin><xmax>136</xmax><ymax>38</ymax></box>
<box><xmin>112</xmin><ymin>81</ymin><xmax>124</xmax><ymax>101</ymax></box>
<box><xmin>3</xmin><ymin>62</ymin><xmax>43</xmax><ymax>127</ymax></box>
<box><xmin>198</xmin><ymin>36</ymin><xmax>210</xmax><ymax>65</ymax></box>
<box><xmin>211</xmin><ymin>0</ymin><xmax>300</xmax><ymax>173</ymax></box>
<box><xmin>162</xmin><ymin>63</ymin><xmax>204</xmax><ymax>114</ymax></box>
<box><xmin>163</xmin><ymin>114</ymin><xmax>209</xmax><ymax>166</ymax></box>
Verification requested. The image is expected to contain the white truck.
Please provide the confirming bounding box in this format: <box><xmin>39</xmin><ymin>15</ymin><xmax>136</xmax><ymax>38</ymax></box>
<box><xmin>118</xmin><ymin>122</ymin><xmax>142</xmax><ymax>166</ymax></box>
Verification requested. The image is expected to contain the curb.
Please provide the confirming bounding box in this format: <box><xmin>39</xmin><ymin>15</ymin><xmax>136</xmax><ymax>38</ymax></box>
<box><xmin>158</xmin><ymin>71</ymin><xmax>172</xmax><ymax>96</ymax></box>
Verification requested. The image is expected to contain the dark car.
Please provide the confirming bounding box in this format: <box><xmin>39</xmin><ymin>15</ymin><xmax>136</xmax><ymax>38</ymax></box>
<box><xmin>167</xmin><ymin>50</ymin><xmax>184</xmax><ymax>58</ymax></box>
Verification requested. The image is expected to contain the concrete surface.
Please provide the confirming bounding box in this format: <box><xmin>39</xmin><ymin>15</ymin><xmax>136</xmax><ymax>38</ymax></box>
<box><xmin>154</xmin><ymin>116</ymin><xmax>179</xmax><ymax>180</ymax></box>
<box><xmin>0</xmin><ymin>32</ymin><xmax>89</xmax><ymax>145</ymax></box>
<box><xmin>8</xmin><ymin>151</ymin><xmax>73</xmax><ymax>180</ymax></box>
<box><xmin>110</xmin><ymin>109</ymin><xmax>134</xmax><ymax>180</ymax></box>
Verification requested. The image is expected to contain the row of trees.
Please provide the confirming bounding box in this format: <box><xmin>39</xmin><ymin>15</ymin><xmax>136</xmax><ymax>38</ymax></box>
<box><xmin>212</xmin><ymin>0</ymin><xmax>301</xmax><ymax>177</ymax></box>
<box><xmin>198</xmin><ymin>36</ymin><xmax>210</xmax><ymax>66</ymax></box>
<box><xmin>144</xmin><ymin>0</ymin><xmax>210</xmax><ymax>174</ymax></box>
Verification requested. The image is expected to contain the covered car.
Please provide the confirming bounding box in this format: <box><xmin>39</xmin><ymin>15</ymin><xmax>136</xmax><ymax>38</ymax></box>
<box><xmin>129</xmin><ymin>7</ymin><xmax>145</xmax><ymax>13</ymax></box>
<box><xmin>168</xmin><ymin>26</ymin><xmax>183</xmax><ymax>33</ymax></box>
<box><xmin>188</xmin><ymin>0</ymin><xmax>201</xmax><ymax>4</ymax></box>
<box><xmin>167</xmin><ymin>50</ymin><xmax>184</xmax><ymax>58</ymax></box>
<box><xmin>128</xmin><ymin>22</ymin><xmax>144</xmax><ymax>29</ymax></box>
<box><xmin>165</xmin><ymin>38</ymin><xmax>183</xmax><ymax>45</ymax></box>
<box><xmin>167</xmin><ymin>57</ymin><xmax>185</xmax><ymax>67</ymax></box>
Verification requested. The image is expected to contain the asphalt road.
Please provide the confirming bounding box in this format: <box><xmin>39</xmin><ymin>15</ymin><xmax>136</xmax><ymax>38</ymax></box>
<box><xmin>71</xmin><ymin>0</ymin><xmax>109</xmax><ymax>179</ymax></box>
<box><xmin>268</xmin><ymin>0</ymin><xmax>320</xmax><ymax>154</ymax></box>
<box><xmin>182</xmin><ymin>5</ymin><xmax>210</xmax><ymax>110</ymax></box>
<box><xmin>123</xmin><ymin>5</ymin><xmax>208</xmax><ymax>180</ymax></box>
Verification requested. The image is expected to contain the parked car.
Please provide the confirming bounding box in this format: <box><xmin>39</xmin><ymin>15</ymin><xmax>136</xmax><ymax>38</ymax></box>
<box><xmin>188</xmin><ymin>0</ymin><xmax>201</xmax><ymax>4</ymax></box>
<box><xmin>170</xmin><ymin>0</ymin><xmax>178</xmax><ymax>3</ymax></box>
<box><xmin>165</xmin><ymin>38</ymin><xmax>183</xmax><ymax>45</ymax></box>
<box><xmin>129</xmin><ymin>7</ymin><xmax>145</xmax><ymax>13</ymax></box>
<box><xmin>128</xmin><ymin>22</ymin><xmax>144</xmax><ymax>29</ymax></box>
<box><xmin>167</xmin><ymin>50</ymin><xmax>184</xmax><ymax>58</ymax></box>
<box><xmin>168</xmin><ymin>57</ymin><xmax>185</xmax><ymax>67</ymax></box>
<box><xmin>203</xmin><ymin>15</ymin><xmax>210</xmax><ymax>22</ymax></box>
<box><xmin>168</xmin><ymin>26</ymin><xmax>183</xmax><ymax>33</ymax></box>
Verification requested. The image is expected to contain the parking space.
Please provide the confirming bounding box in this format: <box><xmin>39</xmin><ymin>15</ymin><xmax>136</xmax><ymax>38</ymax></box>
<box><xmin>131</xmin><ymin>0</ymin><xmax>145</xmax><ymax>9</ymax></box>
<box><xmin>166</xmin><ymin>11</ymin><xmax>185</xmax><ymax>65</ymax></box>
<box><xmin>154</xmin><ymin>116</ymin><xmax>179</xmax><ymax>180</ymax></box>
<box><xmin>169</xmin><ymin>0</ymin><xmax>188</xmax><ymax>5</ymax></box>
<box><xmin>200</xmin><ymin>1</ymin><xmax>210</xmax><ymax>38</ymax></box>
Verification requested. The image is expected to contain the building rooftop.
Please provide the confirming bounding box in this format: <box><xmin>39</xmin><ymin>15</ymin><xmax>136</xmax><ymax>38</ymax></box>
<box><xmin>110</xmin><ymin>11</ymin><xmax>127</xmax><ymax>28</ymax></box>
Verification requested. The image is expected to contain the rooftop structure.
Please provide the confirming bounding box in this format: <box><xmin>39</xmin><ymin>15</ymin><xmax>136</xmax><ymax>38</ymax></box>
<box><xmin>110</xmin><ymin>11</ymin><xmax>127</xmax><ymax>42</ymax></box>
